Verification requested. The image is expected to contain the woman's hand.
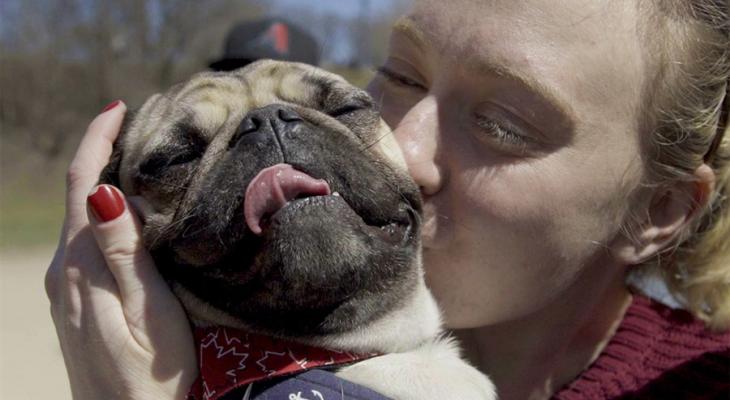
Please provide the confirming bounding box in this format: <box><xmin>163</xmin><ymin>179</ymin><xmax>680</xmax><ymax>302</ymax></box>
<box><xmin>45</xmin><ymin>101</ymin><xmax>197</xmax><ymax>400</ymax></box>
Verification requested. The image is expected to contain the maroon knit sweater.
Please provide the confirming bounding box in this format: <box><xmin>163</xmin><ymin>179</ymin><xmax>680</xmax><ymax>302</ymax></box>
<box><xmin>552</xmin><ymin>295</ymin><xmax>730</xmax><ymax>399</ymax></box>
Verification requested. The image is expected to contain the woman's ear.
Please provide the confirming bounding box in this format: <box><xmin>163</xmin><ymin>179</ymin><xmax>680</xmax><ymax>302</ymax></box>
<box><xmin>613</xmin><ymin>164</ymin><xmax>715</xmax><ymax>264</ymax></box>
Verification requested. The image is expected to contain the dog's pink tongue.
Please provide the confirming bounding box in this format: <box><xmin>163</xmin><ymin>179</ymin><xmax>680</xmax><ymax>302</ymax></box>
<box><xmin>244</xmin><ymin>163</ymin><xmax>331</xmax><ymax>235</ymax></box>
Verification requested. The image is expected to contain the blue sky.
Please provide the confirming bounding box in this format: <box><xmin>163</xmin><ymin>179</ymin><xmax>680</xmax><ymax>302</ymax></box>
<box><xmin>263</xmin><ymin>0</ymin><xmax>410</xmax><ymax>63</ymax></box>
<box><xmin>268</xmin><ymin>0</ymin><xmax>405</xmax><ymax>18</ymax></box>
<box><xmin>0</xmin><ymin>0</ymin><xmax>409</xmax><ymax>64</ymax></box>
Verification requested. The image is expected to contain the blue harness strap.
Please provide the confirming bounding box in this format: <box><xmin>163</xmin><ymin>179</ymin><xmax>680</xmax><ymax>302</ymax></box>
<box><xmin>250</xmin><ymin>369</ymin><xmax>392</xmax><ymax>400</ymax></box>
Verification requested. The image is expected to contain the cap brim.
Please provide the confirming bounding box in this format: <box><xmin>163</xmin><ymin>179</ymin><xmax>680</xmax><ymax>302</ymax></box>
<box><xmin>209</xmin><ymin>58</ymin><xmax>256</xmax><ymax>71</ymax></box>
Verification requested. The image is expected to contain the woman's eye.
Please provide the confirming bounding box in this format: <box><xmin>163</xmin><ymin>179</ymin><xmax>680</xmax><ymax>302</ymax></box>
<box><xmin>474</xmin><ymin>114</ymin><xmax>532</xmax><ymax>152</ymax></box>
<box><xmin>376</xmin><ymin>66</ymin><xmax>427</xmax><ymax>91</ymax></box>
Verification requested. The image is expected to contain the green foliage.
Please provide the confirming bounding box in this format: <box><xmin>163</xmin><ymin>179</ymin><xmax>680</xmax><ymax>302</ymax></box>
<box><xmin>0</xmin><ymin>141</ymin><xmax>67</xmax><ymax>249</ymax></box>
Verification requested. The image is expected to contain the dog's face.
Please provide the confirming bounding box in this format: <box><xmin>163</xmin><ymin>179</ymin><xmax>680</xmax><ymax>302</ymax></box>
<box><xmin>102</xmin><ymin>60</ymin><xmax>422</xmax><ymax>337</ymax></box>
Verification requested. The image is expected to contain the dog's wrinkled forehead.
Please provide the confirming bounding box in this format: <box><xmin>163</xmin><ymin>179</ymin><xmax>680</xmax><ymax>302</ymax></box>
<box><xmin>120</xmin><ymin>60</ymin><xmax>406</xmax><ymax>189</ymax></box>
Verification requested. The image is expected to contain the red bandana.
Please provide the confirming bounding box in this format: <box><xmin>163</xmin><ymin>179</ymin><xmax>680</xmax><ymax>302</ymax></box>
<box><xmin>187</xmin><ymin>327</ymin><xmax>377</xmax><ymax>400</ymax></box>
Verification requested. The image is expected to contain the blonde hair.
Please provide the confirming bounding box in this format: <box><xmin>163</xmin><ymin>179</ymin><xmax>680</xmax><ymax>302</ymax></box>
<box><xmin>639</xmin><ymin>0</ymin><xmax>730</xmax><ymax>330</ymax></box>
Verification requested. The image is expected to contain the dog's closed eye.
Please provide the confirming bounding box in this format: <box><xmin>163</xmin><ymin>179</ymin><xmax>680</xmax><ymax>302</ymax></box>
<box><xmin>329</xmin><ymin>102</ymin><xmax>368</xmax><ymax>118</ymax></box>
<box><xmin>326</xmin><ymin>91</ymin><xmax>375</xmax><ymax>118</ymax></box>
<box><xmin>139</xmin><ymin>124</ymin><xmax>208</xmax><ymax>176</ymax></box>
<box><xmin>139</xmin><ymin>150</ymin><xmax>200</xmax><ymax>176</ymax></box>
<box><xmin>325</xmin><ymin>94</ymin><xmax>379</xmax><ymax>141</ymax></box>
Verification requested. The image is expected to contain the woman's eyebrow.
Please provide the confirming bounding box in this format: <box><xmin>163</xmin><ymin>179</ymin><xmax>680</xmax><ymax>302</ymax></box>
<box><xmin>468</xmin><ymin>58</ymin><xmax>578</xmax><ymax>132</ymax></box>
<box><xmin>392</xmin><ymin>16</ymin><xmax>428</xmax><ymax>52</ymax></box>
<box><xmin>392</xmin><ymin>16</ymin><xmax>576</xmax><ymax>131</ymax></box>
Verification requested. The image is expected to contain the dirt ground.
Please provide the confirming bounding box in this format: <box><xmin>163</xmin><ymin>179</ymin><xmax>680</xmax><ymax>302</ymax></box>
<box><xmin>0</xmin><ymin>246</ymin><xmax>72</xmax><ymax>400</ymax></box>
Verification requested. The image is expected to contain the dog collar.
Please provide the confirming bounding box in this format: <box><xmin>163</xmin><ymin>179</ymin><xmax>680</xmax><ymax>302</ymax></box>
<box><xmin>187</xmin><ymin>326</ymin><xmax>378</xmax><ymax>400</ymax></box>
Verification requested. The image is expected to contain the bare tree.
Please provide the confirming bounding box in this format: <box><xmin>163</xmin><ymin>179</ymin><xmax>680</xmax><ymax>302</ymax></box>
<box><xmin>0</xmin><ymin>0</ymin><xmax>406</xmax><ymax>160</ymax></box>
<box><xmin>1</xmin><ymin>0</ymin><xmax>266</xmax><ymax>158</ymax></box>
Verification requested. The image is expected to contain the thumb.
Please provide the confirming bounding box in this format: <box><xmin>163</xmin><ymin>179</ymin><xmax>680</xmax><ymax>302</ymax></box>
<box><xmin>86</xmin><ymin>184</ymin><xmax>189</xmax><ymax>352</ymax></box>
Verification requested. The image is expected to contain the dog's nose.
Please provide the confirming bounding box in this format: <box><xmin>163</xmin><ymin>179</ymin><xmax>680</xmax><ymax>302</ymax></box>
<box><xmin>230</xmin><ymin>105</ymin><xmax>303</xmax><ymax>148</ymax></box>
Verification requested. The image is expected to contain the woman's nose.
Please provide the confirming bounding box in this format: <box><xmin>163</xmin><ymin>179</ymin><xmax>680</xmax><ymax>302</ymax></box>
<box><xmin>392</xmin><ymin>96</ymin><xmax>443</xmax><ymax>196</ymax></box>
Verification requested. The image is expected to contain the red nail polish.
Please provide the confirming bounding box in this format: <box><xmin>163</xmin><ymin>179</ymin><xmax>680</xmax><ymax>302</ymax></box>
<box><xmin>88</xmin><ymin>185</ymin><xmax>125</xmax><ymax>222</ymax></box>
<box><xmin>101</xmin><ymin>100</ymin><xmax>121</xmax><ymax>113</ymax></box>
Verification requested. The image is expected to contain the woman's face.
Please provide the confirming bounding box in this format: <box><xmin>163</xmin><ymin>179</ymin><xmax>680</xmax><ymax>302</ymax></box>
<box><xmin>368</xmin><ymin>0</ymin><xmax>651</xmax><ymax>328</ymax></box>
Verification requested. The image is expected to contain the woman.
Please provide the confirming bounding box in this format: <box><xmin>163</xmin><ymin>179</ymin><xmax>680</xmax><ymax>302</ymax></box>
<box><xmin>45</xmin><ymin>0</ymin><xmax>729</xmax><ymax>399</ymax></box>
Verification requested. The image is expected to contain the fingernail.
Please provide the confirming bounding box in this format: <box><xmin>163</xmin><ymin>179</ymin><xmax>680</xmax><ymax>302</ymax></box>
<box><xmin>88</xmin><ymin>185</ymin><xmax>125</xmax><ymax>222</ymax></box>
<box><xmin>101</xmin><ymin>100</ymin><xmax>121</xmax><ymax>113</ymax></box>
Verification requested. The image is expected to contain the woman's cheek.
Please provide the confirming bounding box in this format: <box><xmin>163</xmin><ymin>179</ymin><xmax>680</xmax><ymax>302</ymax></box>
<box><xmin>369</xmin><ymin>78</ymin><xmax>423</xmax><ymax>130</ymax></box>
<box><xmin>381</xmin><ymin>96</ymin><xmax>418</xmax><ymax>131</ymax></box>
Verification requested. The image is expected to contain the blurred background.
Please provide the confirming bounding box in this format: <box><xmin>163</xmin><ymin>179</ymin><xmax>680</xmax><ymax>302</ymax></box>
<box><xmin>0</xmin><ymin>1</ymin><xmax>409</xmax><ymax>398</ymax></box>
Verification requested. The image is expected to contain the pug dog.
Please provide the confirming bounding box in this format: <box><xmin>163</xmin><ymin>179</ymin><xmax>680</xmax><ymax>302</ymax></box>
<box><xmin>100</xmin><ymin>60</ymin><xmax>495</xmax><ymax>400</ymax></box>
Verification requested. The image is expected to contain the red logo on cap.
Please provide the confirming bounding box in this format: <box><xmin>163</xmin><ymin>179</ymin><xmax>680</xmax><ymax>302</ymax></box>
<box><xmin>268</xmin><ymin>22</ymin><xmax>289</xmax><ymax>55</ymax></box>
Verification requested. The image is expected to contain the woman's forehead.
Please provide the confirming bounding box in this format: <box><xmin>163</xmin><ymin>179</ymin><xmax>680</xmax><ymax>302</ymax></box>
<box><xmin>407</xmin><ymin>0</ymin><xmax>636</xmax><ymax>37</ymax></box>
<box><xmin>403</xmin><ymin>0</ymin><xmax>649</xmax><ymax>132</ymax></box>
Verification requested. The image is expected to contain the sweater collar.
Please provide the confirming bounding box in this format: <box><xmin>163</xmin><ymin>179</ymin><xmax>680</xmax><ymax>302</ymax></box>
<box><xmin>551</xmin><ymin>295</ymin><xmax>730</xmax><ymax>399</ymax></box>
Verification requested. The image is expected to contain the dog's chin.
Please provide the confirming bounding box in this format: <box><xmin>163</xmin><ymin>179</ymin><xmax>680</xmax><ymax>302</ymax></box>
<box><xmin>158</xmin><ymin>192</ymin><xmax>419</xmax><ymax>336</ymax></box>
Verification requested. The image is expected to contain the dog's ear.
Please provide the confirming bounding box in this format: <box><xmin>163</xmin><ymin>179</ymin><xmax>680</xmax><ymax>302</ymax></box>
<box><xmin>98</xmin><ymin>110</ymin><xmax>135</xmax><ymax>187</ymax></box>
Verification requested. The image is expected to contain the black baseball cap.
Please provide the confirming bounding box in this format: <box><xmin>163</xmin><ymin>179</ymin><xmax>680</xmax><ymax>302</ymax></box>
<box><xmin>209</xmin><ymin>18</ymin><xmax>321</xmax><ymax>71</ymax></box>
